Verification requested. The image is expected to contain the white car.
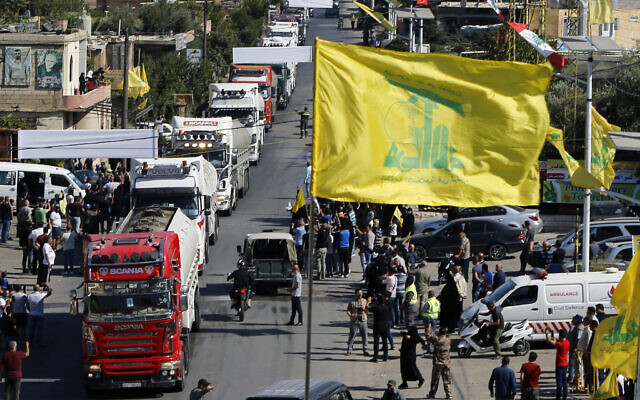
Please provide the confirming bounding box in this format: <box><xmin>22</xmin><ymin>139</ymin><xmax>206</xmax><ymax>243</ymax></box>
<box><xmin>413</xmin><ymin>205</ymin><xmax>543</xmax><ymax>234</ymax></box>
<box><xmin>555</xmin><ymin>218</ymin><xmax>640</xmax><ymax>260</ymax></box>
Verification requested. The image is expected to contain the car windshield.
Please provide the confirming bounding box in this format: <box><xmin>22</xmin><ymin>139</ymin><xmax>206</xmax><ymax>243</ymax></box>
<box><xmin>67</xmin><ymin>173</ymin><xmax>84</xmax><ymax>188</ymax></box>
<box><xmin>134</xmin><ymin>196</ymin><xmax>198</xmax><ymax>219</ymax></box>
<box><xmin>88</xmin><ymin>291</ymin><xmax>171</xmax><ymax>318</ymax></box>
<box><xmin>482</xmin><ymin>280</ymin><xmax>517</xmax><ymax>304</ymax></box>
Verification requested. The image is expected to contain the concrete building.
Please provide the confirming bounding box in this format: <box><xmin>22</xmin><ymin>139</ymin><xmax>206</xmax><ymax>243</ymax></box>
<box><xmin>0</xmin><ymin>30</ymin><xmax>111</xmax><ymax>130</ymax></box>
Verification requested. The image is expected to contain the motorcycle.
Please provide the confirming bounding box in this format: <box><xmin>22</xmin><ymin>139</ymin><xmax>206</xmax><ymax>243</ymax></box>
<box><xmin>226</xmin><ymin>271</ymin><xmax>252</xmax><ymax>322</ymax></box>
<box><xmin>457</xmin><ymin>311</ymin><xmax>532</xmax><ymax>358</ymax></box>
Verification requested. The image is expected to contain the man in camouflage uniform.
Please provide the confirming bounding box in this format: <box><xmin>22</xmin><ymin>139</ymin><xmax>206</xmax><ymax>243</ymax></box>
<box><xmin>426</xmin><ymin>326</ymin><xmax>452</xmax><ymax>399</ymax></box>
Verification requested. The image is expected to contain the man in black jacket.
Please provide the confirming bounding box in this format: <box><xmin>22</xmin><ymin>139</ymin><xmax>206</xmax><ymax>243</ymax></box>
<box><xmin>370</xmin><ymin>293</ymin><xmax>391</xmax><ymax>363</ymax></box>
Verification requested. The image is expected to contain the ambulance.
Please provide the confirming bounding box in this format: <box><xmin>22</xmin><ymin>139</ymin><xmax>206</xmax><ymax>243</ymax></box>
<box><xmin>460</xmin><ymin>269</ymin><xmax>624</xmax><ymax>340</ymax></box>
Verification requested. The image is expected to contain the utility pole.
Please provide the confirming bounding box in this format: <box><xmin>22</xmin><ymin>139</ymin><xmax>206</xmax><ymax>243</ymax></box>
<box><xmin>581</xmin><ymin>55</ymin><xmax>593</xmax><ymax>273</ymax></box>
<box><xmin>203</xmin><ymin>0</ymin><xmax>208</xmax><ymax>60</ymax></box>
<box><xmin>122</xmin><ymin>28</ymin><xmax>129</xmax><ymax>129</ymax></box>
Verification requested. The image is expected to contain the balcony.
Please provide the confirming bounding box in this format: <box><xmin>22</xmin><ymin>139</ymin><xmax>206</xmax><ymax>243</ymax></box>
<box><xmin>62</xmin><ymin>84</ymin><xmax>111</xmax><ymax>112</ymax></box>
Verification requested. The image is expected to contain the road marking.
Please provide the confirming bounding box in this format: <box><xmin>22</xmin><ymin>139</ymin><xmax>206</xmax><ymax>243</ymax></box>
<box><xmin>21</xmin><ymin>378</ymin><xmax>61</xmax><ymax>383</ymax></box>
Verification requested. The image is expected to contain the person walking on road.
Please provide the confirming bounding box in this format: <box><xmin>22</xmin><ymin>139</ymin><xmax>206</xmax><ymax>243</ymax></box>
<box><xmin>27</xmin><ymin>283</ymin><xmax>52</xmax><ymax>346</ymax></box>
<box><xmin>286</xmin><ymin>264</ymin><xmax>303</xmax><ymax>326</ymax></box>
<box><xmin>381</xmin><ymin>380</ymin><xmax>406</xmax><ymax>400</ymax></box>
<box><xmin>315</xmin><ymin>222</ymin><xmax>329</xmax><ymax>279</ymax></box>
<box><xmin>426</xmin><ymin>326</ymin><xmax>452</xmax><ymax>399</ymax></box>
<box><xmin>413</xmin><ymin>261</ymin><xmax>430</xmax><ymax>311</ymax></box>
<box><xmin>398</xmin><ymin>325</ymin><xmax>425</xmax><ymax>389</ymax></box>
<box><xmin>488</xmin><ymin>356</ymin><xmax>517</xmax><ymax>400</ymax></box>
<box><xmin>304</xmin><ymin>162</ymin><xmax>312</xmax><ymax>199</ymax></box>
<box><xmin>346</xmin><ymin>289</ymin><xmax>370</xmax><ymax>357</ymax></box>
<box><xmin>545</xmin><ymin>328</ymin><xmax>570</xmax><ymax>400</ymax></box>
<box><xmin>190</xmin><ymin>378</ymin><xmax>215</xmax><ymax>400</ymax></box>
<box><xmin>519</xmin><ymin>220</ymin><xmax>535</xmax><ymax>274</ymax></box>
<box><xmin>457</xmin><ymin>232</ymin><xmax>471</xmax><ymax>281</ymax></box>
<box><xmin>370</xmin><ymin>293</ymin><xmax>391</xmax><ymax>363</ymax></box>
<box><xmin>39</xmin><ymin>235</ymin><xmax>55</xmax><ymax>285</ymax></box>
<box><xmin>0</xmin><ymin>340</ymin><xmax>29</xmax><ymax>400</ymax></box>
<box><xmin>297</xmin><ymin>107</ymin><xmax>311</xmax><ymax>138</ymax></box>
<box><xmin>421</xmin><ymin>290</ymin><xmax>440</xmax><ymax>339</ymax></box>
<box><xmin>519</xmin><ymin>351</ymin><xmax>541</xmax><ymax>400</ymax></box>
<box><xmin>401</xmin><ymin>275</ymin><xmax>419</xmax><ymax>328</ymax></box>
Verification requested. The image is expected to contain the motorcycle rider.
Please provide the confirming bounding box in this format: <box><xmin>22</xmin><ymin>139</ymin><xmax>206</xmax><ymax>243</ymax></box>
<box><xmin>479</xmin><ymin>301</ymin><xmax>504</xmax><ymax>358</ymax></box>
<box><xmin>227</xmin><ymin>261</ymin><xmax>254</xmax><ymax>309</ymax></box>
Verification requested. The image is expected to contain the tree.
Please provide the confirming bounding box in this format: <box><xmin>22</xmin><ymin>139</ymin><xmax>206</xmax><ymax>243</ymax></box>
<box><xmin>96</xmin><ymin>5</ymin><xmax>143</xmax><ymax>33</ymax></box>
<box><xmin>139</xmin><ymin>0</ymin><xmax>194</xmax><ymax>34</ymax></box>
<box><xmin>30</xmin><ymin>0</ymin><xmax>83</xmax><ymax>20</ymax></box>
<box><xmin>0</xmin><ymin>0</ymin><xmax>29</xmax><ymax>22</ymax></box>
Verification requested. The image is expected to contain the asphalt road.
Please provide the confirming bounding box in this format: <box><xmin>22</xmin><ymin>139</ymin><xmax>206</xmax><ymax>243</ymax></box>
<box><xmin>6</xmin><ymin>14</ymin><xmax>592</xmax><ymax>400</ymax></box>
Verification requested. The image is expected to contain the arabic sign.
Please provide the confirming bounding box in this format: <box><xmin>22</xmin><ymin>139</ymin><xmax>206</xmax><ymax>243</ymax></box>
<box><xmin>4</xmin><ymin>47</ymin><xmax>31</xmax><ymax>87</ymax></box>
<box><xmin>36</xmin><ymin>49</ymin><xmax>63</xmax><ymax>89</ymax></box>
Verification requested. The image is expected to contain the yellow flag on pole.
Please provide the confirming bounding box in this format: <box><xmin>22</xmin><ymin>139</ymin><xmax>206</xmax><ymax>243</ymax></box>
<box><xmin>590</xmin><ymin>251</ymin><xmax>640</xmax><ymax>380</ymax></box>
<box><xmin>589</xmin><ymin>371</ymin><xmax>619</xmax><ymax>400</ymax></box>
<box><xmin>354</xmin><ymin>2</ymin><xmax>396</xmax><ymax>31</ymax></box>
<box><xmin>292</xmin><ymin>188</ymin><xmax>306</xmax><ymax>213</ymax></box>
<box><xmin>116</xmin><ymin>68</ymin><xmax>151</xmax><ymax>98</ymax></box>
<box><xmin>312</xmin><ymin>39</ymin><xmax>553</xmax><ymax>206</ymax></box>
<box><xmin>546</xmin><ymin>107</ymin><xmax>618</xmax><ymax>189</ymax></box>
<box><xmin>589</xmin><ymin>0</ymin><xmax>615</xmax><ymax>24</ymax></box>
<box><xmin>393</xmin><ymin>206</ymin><xmax>403</xmax><ymax>227</ymax></box>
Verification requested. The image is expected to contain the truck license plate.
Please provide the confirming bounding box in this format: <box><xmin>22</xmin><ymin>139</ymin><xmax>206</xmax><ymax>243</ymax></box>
<box><xmin>122</xmin><ymin>382</ymin><xmax>142</xmax><ymax>388</ymax></box>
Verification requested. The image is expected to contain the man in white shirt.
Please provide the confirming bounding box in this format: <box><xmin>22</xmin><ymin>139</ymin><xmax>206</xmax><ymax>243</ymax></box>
<box><xmin>27</xmin><ymin>224</ymin><xmax>45</xmax><ymax>275</ymax></box>
<box><xmin>48</xmin><ymin>207</ymin><xmax>62</xmax><ymax>249</ymax></box>
<box><xmin>40</xmin><ymin>236</ymin><xmax>55</xmax><ymax>284</ymax></box>
<box><xmin>286</xmin><ymin>264</ymin><xmax>303</xmax><ymax>326</ymax></box>
<box><xmin>60</xmin><ymin>225</ymin><xmax>78</xmax><ymax>276</ymax></box>
<box><xmin>27</xmin><ymin>283</ymin><xmax>52</xmax><ymax>347</ymax></box>
<box><xmin>304</xmin><ymin>162</ymin><xmax>311</xmax><ymax>199</ymax></box>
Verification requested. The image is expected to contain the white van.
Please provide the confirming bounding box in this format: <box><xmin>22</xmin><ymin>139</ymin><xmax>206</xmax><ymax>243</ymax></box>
<box><xmin>460</xmin><ymin>270</ymin><xmax>623</xmax><ymax>340</ymax></box>
<box><xmin>0</xmin><ymin>162</ymin><xmax>86</xmax><ymax>203</ymax></box>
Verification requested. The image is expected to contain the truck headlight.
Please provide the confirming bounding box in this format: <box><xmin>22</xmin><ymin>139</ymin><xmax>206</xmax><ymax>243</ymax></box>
<box><xmin>88</xmin><ymin>364</ymin><xmax>101</xmax><ymax>372</ymax></box>
<box><xmin>160</xmin><ymin>361</ymin><xmax>181</xmax><ymax>370</ymax></box>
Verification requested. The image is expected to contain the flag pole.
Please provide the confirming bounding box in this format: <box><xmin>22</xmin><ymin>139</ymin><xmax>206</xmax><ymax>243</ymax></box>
<box><xmin>581</xmin><ymin>56</ymin><xmax>593</xmax><ymax>273</ymax></box>
<box><xmin>304</xmin><ymin>193</ymin><xmax>316</xmax><ymax>400</ymax></box>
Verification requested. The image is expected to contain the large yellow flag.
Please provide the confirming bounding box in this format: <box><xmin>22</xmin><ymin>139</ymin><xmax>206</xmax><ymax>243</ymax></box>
<box><xmin>312</xmin><ymin>39</ymin><xmax>553</xmax><ymax>206</ymax></box>
<box><xmin>590</xmin><ymin>371</ymin><xmax>619</xmax><ymax>400</ymax></box>
<box><xmin>116</xmin><ymin>68</ymin><xmax>151</xmax><ymax>98</ymax></box>
<box><xmin>590</xmin><ymin>0</ymin><xmax>614</xmax><ymax>24</ymax></box>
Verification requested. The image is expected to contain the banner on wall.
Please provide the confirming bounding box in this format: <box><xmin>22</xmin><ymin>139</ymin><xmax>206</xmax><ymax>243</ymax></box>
<box><xmin>232</xmin><ymin>46</ymin><xmax>313</xmax><ymax>64</ymax></box>
<box><xmin>287</xmin><ymin>0</ymin><xmax>334</xmax><ymax>8</ymax></box>
<box><xmin>4</xmin><ymin>47</ymin><xmax>31</xmax><ymax>87</ymax></box>
<box><xmin>36</xmin><ymin>49</ymin><xmax>63</xmax><ymax>89</ymax></box>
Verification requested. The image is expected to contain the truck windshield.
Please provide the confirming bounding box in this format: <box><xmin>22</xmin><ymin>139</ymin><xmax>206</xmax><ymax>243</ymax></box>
<box><xmin>258</xmin><ymin>84</ymin><xmax>270</xmax><ymax>100</ymax></box>
<box><xmin>134</xmin><ymin>196</ymin><xmax>198</xmax><ymax>219</ymax></box>
<box><xmin>86</xmin><ymin>281</ymin><xmax>172</xmax><ymax>321</ymax></box>
<box><xmin>204</xmin><ymin>149</ymin><xmax>227</xmax><ymax>169</ymax></box>
<box><xmin>209</xmin><ymin>109</ymin><xmax>255</xmax><ymax>127</ymax></box>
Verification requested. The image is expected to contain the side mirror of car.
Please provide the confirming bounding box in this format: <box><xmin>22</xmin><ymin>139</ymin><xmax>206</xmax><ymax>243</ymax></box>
<box><xmin>237</xmin><ymin>245</ymin><xmax>242</xmax><ymax>254</ymax></box>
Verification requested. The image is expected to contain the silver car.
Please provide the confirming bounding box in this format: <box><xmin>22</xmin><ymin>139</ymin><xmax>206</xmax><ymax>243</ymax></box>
<box><xmin>413</xmin><ymin>205</ymin><xmax>543</xmax><ymax>234</ymax></box>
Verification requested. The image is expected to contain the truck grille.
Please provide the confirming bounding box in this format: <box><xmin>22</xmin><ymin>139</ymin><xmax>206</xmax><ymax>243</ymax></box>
<box><xmin>97</xmin><ymin>328</ymin><xmax>164</xmax><ymax>375</ymax></box>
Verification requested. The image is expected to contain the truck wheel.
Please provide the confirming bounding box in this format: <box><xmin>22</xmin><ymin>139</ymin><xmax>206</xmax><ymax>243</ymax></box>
<box><xmin>192</xmin><ymin>289</ymin><xmax>201</xmax><ymax>332</ymax></box>
<box><xmin>244</xmin><ymin>169</ymin><xmax>250</xmax><ymax>194</ymax></box>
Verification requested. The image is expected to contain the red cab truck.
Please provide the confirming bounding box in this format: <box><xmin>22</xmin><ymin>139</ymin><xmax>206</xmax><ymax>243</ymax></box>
<box><xmin>70</xmin><ymin>207</ymin><xmax>202</xmax><ymax>392</ymax></box>
<box><xmin>229</xmin><ymin>64</ymin><xmax>276</xmax><ymax>131</ymax></box>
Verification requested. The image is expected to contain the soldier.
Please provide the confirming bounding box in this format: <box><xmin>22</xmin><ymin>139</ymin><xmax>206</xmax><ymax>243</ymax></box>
<box><xmin>426</xmin><ymin>326</ymin><xmax>452</xmax><ymax>399</ymax></box>
<box><xmin>296</xmin><ymin>107</ymin><xmax>311</xmax><ymax>138</ymax></box>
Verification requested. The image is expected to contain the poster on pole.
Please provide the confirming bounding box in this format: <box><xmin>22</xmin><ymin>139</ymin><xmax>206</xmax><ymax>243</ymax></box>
<box><xmin>233</xmin><ymin>46</ymin><xmax>313</xmax><ymax>64</ymax></box>
<box><xmin>287</xmin><ymin>0</ymin><xmax>334</xmax><ymax>8</ymax></box>
<box><xmin>18</xmin><ymin>129</ymin><xmax>158</xmax><ymax>159</ymax></box>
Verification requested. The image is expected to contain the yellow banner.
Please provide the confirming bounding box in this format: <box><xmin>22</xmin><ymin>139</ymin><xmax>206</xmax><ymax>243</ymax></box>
<box><xmin>589</xmin><ymin>371</ymin><xmax>619</xmax><ymax>400</ymax></box>
<box><xmin>354</xmin><ymin>2</ymin><xmax>396</xmax><ymax>31</ymax></box>
<box><xmin>546</xmin><ymin>127</ymin><xmax>603</xmax><ymax>188</ymax></box>
<box><xmin>590</xmin><ymin>0</ymin><xmax>615</xmax><ymax>24</ymax></box>
<box><xmin>116</xmin><ymin>67</ymin><xmax>151</xmax><ymax>98</ymax></box>
<box><xmin>312</xmin><ymin>39</ymin><xmax>553</xmax><ymax>206</ymax></box>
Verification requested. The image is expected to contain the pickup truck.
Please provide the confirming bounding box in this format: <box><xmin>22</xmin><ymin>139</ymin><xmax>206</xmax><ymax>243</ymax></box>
<box><xmin>237</xmin><ymin>232</ymin><xmax>297</xmax><ymax>294</ymax></box>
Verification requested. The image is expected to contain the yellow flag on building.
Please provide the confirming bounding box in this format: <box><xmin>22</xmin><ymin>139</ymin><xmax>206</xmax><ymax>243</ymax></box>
<box><xmin>312</xmin><ymin>39</ymin><xmax>553</xmax><ymax>206</ymax></box>
<box><xmin>354</xmin><ymin>2</ymin><xmax>396</xmax><ymax>31</ymax></box>
<box><xmin>546</xmin><ymin>107</ymin><xmax>618</xmax><ymax>189</ymax></box>
<box><xmin>292</xmin><ymin>188</ymin><xmax>306</xmax><ymax>213</ymax></box>
<box><xmin>590</xmin><ymin>0</ymin><xmax>615</xmax><ymax>24</ymax></box>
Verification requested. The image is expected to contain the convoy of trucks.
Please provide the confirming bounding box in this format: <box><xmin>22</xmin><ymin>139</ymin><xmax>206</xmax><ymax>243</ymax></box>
<box><xmin>71</xmin><ymin>207</ymin><xmax>202</xmax><ymax>391</ymax></box>
<box><xmin>228</xmin><ymin>65</ymin><xmax>276</xmax><ymax>131</ymax></box>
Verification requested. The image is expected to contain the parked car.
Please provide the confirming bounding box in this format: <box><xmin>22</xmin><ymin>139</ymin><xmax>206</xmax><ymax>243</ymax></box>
<box><xmin>413</xmin><ymin>205</ymin><xmax>543</xmax><ymax>235</ymax></box>
<box><xmin>409</xmin><ymin>217</ymin><xmax>524</xmax><ymax>261</ymax></box>
<box><xmin>246</xmin><ymin>380</ymin><xmax>353</xmax><ymax>400</ymax></box>
<box><xmin>591</xmin><ymin>200</ymin><xmax>632</xmax><ymax>220</ymax></box>
<box><xmin>601</xmin><ymin>241</ymin><xmax>633</xmax><ymax>266</ymax></box>
<box><xmin>595</xmin><ymin>235</ymin><xmax>632</xmax><ymax>258</ymax></box>
<box><xmin>555</xmin><ymin>218</ymin><xmax>640</xmax><ymax>260</ymax></box>
<box><xmin>73</xmin><ymin>169</ymin><xmax>98</xmax><ymax>187</ymax></box>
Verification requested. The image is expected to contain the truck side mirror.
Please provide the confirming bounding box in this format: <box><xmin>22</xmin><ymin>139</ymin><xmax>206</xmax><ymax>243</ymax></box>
<box><xmin>236</xmin><ymin>245</ymin><xmax>242</xmax><ymax>254</ymax></box>
<box><xmin>180</xmin><ymin>294</ymin><xmax>189</xmax><ymax>312</ymax></box>
<box><xmin>232</xmin><ymin>154</ymin><xmax>238</xmax><ymax>165</ymax></box>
